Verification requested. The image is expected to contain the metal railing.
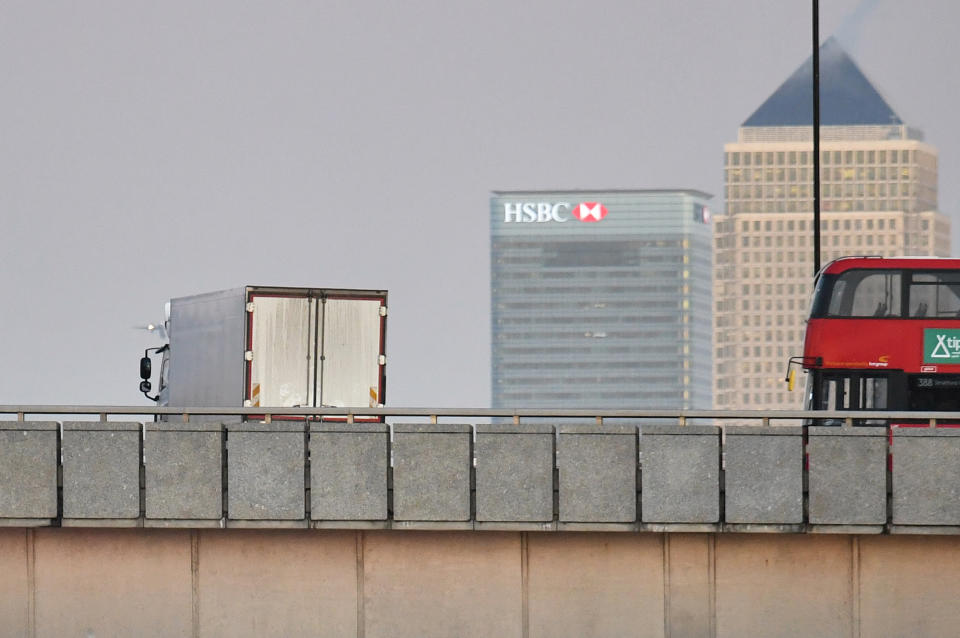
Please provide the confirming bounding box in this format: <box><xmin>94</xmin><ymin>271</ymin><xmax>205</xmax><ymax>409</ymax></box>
<box><xmin>1</xmin><ymin>404</ymin><xmax>958</xmax><ymax>426</ymax></box>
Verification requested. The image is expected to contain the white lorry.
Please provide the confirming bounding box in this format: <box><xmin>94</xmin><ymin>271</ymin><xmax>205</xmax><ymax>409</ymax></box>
<box><xmin>139</xmin><ymin>286</ymin><xmax>387</xmax><ymax>415</ymax></box>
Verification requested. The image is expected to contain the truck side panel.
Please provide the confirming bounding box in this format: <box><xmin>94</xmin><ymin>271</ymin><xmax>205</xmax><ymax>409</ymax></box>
<box><xmin>167</xmin><ymin>287</ymin><xmax>247</xmax><ymax>411</ymax></box>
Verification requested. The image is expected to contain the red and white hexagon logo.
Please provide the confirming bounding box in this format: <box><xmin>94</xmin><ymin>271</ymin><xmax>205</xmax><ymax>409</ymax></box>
<box><xmin>572</xmin><ymin>202</ymin><xmax>608</xmax><ymax>222</ymax></box>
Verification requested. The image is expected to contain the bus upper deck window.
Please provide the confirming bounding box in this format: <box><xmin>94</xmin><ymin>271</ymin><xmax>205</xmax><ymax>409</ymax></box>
<box><xmin>825</xmin><ymin>280</ymin><xmax>846</xmax><ymax>316</ymax></box>
<box><xmin>826</xmin><ymin>270</ymin><xmax>901</xmax><ymax>317</ymax></box>
<box><xmin>908</xmin><ymin>272</ymin><xmax>960</xmax><ymax>317</ymax></box>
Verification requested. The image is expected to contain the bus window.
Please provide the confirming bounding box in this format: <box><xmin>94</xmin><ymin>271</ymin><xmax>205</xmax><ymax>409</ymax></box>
<box><xmin>813</xmin><ymin>371</ymin><xmax>896</xmax><ymax>425</ymax></box>
<box><xmin>825</xmin><ymin>279</ymin><xmax>847</xmax><ymax>317</ymax></box>
<box><xmin>820</xmin><ymin>270</ymin><xmax>901</xmax><ymax>318</ymax></box>
<box><xmin>908</xmin><ymin>376</ymin><xmax>960</xmax><ymax>411</ymax></box>
<box><xmin>862</xmin><ymin>377</ymin><xmax>888</xmax><ymax>410</ymax></box>
<box><xmin>848</xmin><ymin>272</ymin><xmax>900</xmax><ymax>317</ymax></box>
<box><xmin>860</xmin><ymin>377</ymin><xmax>888</xmax><ymax>425</ymax></box>
<box><xmin>908</xmin><ymin>272</ymin><xmax>960</xmax><ymax>318</ymax></box>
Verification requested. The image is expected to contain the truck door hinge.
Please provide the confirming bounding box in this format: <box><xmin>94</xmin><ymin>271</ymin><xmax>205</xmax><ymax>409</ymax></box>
<box><xmin>245</xmin><ymin>351</ymin><xmax>254</xmax><ymax>361</ymax></box>
<box><xmin>378</xmin><ymin>355</ymin><xmax>386</xmax><ymax>366</ymax></box>
<box><xmin>379</xmin><ymin>306</ymin><xmax>388</xmax><ymax>317</ymax></box>
<box><xmin>246</xmin><ymin>302</ymin><xmax>255</xmax><ymax>313</ymax></box>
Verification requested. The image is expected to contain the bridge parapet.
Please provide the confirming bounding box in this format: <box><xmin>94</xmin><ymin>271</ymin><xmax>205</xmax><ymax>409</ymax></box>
<box><xmin>1</xmin><ymin>406</ymin><xmax>958</xmax><ymax>534</ymax></box>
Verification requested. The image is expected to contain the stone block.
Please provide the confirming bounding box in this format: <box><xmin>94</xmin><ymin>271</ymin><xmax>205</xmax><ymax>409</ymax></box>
<box><xmin>34</xmin><ymin>528</ymin><xmax>192</xmax><ymax>637</ymax></box>
<box><xmin>716</xmin><ymin>534</ymin><xmax>853</xmax><ymax>637</ymax></box>
<box><xmin>724</xmin><ymin>426</ymin><xmax>803</xmax><ymax>524</ymax></box>
<box><xmin>310</xmin><ymin>423</ymin><xmax>389</xmax><ymax>521</ymax></box>
<box><xmin>62</xmin><ymin>422</ymin><xmax>141</xmax><ymax>521</ymax></box>
<box><xmin>528</xmin><ymin>532</ymin><xmax>664</xmax><ymax>637</ymax></box>
<box><xmin>145</xmin><ymin>422</ymin><xmax>223</xmax><ymax>522</ymax></box>
<box><xmin>859</xmin><ymin>535</ymin><xmax>960</xmax><ymax>636</ymax></box>
<box><xmin>227</xmin><ymin>423</ymin><xmax>305</xmax><ymax>521</ymax></box>
<box><xmin>0</xmin><ymin>422</ymin><xmax>58</xmax><ymax>520</ymax></box>
<box><xmin>892</xmin><ymin>428</ymin><xmax>960</xmax><ymax>525</ymax></box>
<box><xmin>475</xmin><ymin>424</ymin><xmax>554</xmax><ymax>522</ymax></box>
<box><xmin>640</xmin><ymin>425</ymin><xmax>720</xmax><ymax>523</ymax></box>
<box><xmin>0</xmin><ymin>529</ymin><xmax>28</xmax><ymax>636</ymax></box>
<box><xmin>364</xmin><ymin>531</ymin><xmax>521</xmax><ymax>638</ymax></box>
<box><xmin>808</xmin><ymin>427</ymin><xmax>887</xmax><ymax>525</ymax></box>
<box><xmin>558</xmin><ymin>425</ymin><xmax>637</xmax><ymax>523</ymax></box>
<box><xmin>393</xmin><ymin>424</ymin><xmax>471</xmax><ymax>522</ymax></box>
<box><xmin>199</xmin><ymin>530</ymin><xmax>358</xmax><ymax>636</ymax></box>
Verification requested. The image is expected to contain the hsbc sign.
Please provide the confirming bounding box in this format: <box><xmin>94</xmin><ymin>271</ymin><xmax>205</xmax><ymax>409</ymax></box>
<box><xmin>503</xmin><ymin>202</ymin><xmax>608</xmax><ymax>223</ymax></box>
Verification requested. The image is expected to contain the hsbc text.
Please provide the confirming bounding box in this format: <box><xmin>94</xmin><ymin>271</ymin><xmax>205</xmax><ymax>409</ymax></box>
<box><xmin>503</xmin><ymin>202</ymin><xmax>570</xmax><ymax>223</ymax></box>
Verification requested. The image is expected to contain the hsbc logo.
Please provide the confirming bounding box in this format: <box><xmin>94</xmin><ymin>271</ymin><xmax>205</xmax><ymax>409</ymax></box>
<box><xmin>503</xmin><ymin>202</ymin><xmax>608</xmax><ymax>223</ymax></box>
<box><xmin>572</xmin><ymin>202</ymin><xmax>608</xmax><ymax>222</ymax></box>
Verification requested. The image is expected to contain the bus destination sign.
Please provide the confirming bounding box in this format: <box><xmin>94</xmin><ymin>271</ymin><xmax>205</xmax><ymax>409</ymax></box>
<box><xmin>924</xmin><ymin>329</ymin><xmax>960</xmax><ymax>363</ymax></box>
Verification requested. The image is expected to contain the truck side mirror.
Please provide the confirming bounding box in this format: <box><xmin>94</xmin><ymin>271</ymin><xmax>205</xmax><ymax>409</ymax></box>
<box><xmin>140</xmin><ymin>346</ymin><xmax>166</xmax><ymax>403</ymax></box>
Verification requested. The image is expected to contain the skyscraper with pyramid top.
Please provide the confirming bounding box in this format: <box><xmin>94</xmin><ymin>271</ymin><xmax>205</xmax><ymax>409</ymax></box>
<box><xmin>713</xmin><ymin>37</ymin><xmax>950</xmax><ymax>410</ymax></box>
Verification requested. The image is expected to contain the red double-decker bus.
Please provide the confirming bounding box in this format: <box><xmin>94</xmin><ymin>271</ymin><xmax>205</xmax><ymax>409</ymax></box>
<box><xmin>794</xmin><ymin>256</ymin><xmax>960</xmax><ymax>419</ymax></box>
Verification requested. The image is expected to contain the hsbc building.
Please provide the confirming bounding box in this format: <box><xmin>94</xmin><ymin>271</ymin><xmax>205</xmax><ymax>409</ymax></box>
<box><xmin>490</xmin><ymin>189</ymin><xmax>713</xmax><ymax>410</ymax></box>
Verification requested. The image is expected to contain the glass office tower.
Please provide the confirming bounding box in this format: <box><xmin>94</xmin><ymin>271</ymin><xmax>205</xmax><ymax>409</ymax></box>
<box><xmin>491</xmin><ymin>189</ymin><xmax>713</xmax><ymax>410</ymax></box>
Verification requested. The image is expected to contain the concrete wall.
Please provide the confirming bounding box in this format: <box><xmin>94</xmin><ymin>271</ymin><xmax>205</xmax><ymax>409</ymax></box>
<box><xmin>4</xmin><ymin>420</ymin><xmax>959</xmax><ymax>635</ymax></box>
<box><xmin>2</xmin><ymin>528</ymin><xmax>960</xmax><ymax>637</ymax></box>
<box><xmin>5</xmin><ymin>421</ymin><xmax>956</xmax><ymax>533</ymax></box>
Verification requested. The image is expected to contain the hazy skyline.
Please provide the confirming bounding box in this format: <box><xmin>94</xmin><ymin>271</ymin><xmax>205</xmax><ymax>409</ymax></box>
<box><xmin>3</xmin><ymin>0</ymin><xmax>958</xmax><ymax>408</ymax></box>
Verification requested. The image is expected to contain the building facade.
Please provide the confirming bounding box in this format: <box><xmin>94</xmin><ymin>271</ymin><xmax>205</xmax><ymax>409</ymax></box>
<box><xmin>713</xmin><ymin>38</ymin><xmax>951</xmax><ymax>410</ymax></box>
<box><xmin>491</xmin><ymin>189</ymin><xmax>713</xmax><ymax>410</ymax></box>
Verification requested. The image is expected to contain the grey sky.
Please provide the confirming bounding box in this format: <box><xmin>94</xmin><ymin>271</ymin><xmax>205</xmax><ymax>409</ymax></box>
<box><xmin>2</xmin><ymin>1</ymin><xmax>957</xmax><ymax>408</ymax></box>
